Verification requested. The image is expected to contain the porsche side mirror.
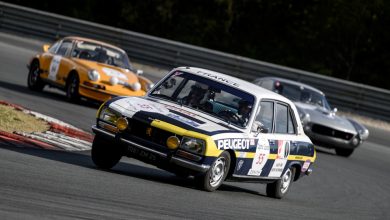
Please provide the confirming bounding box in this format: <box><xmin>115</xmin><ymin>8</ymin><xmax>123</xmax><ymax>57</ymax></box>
<box><xmin>136</xmin><ymin>69</ymin><xmax>144</xmax><ymax>75</ymax></box>
<box><xmin>43</xmin><ymin>44</ymin><xmax>50</xmax><ymax>52</ymax></box>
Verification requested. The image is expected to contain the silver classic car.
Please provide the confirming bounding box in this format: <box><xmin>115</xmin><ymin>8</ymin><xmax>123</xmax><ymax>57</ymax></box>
<box><xmin>253</xmin><ymin>77</ymin><xmax>369</xmax><ymax>157</ymax></box>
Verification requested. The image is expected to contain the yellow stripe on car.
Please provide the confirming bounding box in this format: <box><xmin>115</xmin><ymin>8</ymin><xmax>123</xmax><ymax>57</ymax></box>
<box><xmin>151</xmin><ymin>119</ymin><xmax>222</xmax><ymax>156</ymax></box>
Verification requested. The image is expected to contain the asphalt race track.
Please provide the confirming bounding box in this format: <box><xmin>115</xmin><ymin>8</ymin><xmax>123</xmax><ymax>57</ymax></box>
<box><xmin>0</xmin><ymin>32</ymin><xmax>389</xmax><ymax>219</ymax></box>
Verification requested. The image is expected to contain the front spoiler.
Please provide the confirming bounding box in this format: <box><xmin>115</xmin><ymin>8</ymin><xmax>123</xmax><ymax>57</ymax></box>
<box><xmin>92</xmin><ymin>125</ymin><xmax>210</xmax><ymax>173</ymax></box>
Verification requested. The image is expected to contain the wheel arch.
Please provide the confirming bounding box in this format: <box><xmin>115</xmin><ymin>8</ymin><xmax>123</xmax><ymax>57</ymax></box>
<box><xmin>66</xmin><ymin>69</ymin><xmax>79</xmax><ymax>85</ymax></box>
<box><xmin>289</xmin><ymin>162</ymin><xmax>301</xmax><ymax>181</ymax></box>
<box><xmin>225</xmin><ymin>149</ymin><xmax>236</xmax><ymax>179</ymax></box>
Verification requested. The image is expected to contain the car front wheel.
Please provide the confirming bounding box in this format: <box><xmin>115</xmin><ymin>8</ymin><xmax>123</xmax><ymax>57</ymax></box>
<box><xmin>27</xmin><ymin>61</ymin><xmax>45</xmax><ymax>91</ymax></box>
<box><xmin>91</xmin><ymin>135</ymin><xmax>122</xmax><ymax>169</ymax></box>
<box><xmin>266</xmin><ymin>167</ymin><xmax>295</xmax><ymax>199</ymax></box>
<box><xmin>195</xmin><ymin>151</ymin><xmax>230</xmax><ymax>192</ymax></box>
<box><xmin>66</xmin><ymin>73</ymin><xmax>80</xmax><ymax>102</ymax></box>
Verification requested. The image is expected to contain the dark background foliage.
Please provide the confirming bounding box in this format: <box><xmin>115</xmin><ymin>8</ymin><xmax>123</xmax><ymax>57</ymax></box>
<box><xmin>5</xmin><ymin>0</ymin><xmax>390</xmax><ymax>89</ymax></box>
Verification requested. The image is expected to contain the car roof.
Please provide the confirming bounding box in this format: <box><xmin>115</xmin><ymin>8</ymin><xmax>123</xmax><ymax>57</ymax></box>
<box><xmin>174</xmin><ymin>67</ymin><xmax>294</xmax><ymax>104</ymax></box>
<box><xmin>256</xmin><ymin>76</ymin><xmax>325</xmax><ymax>95</ymax></box>
<box><xmin>62</xmin><ymin>36</ymin><xmax>126</xmax><ymax>53</ymax></box>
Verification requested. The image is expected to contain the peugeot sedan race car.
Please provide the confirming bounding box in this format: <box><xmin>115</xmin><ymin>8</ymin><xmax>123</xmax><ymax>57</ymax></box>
<box><xmin>254</xmin><ymin>77</ymin><xmax>369</xmax><ymax>157</ymax></box>
<box><xmin>27</xmin><ymin>36</ymin><xmax>154</xmax><ymax>102</ymax></box>
<box><xmin>92</xmin><ymin>67</ymin><xmax>316</xmax><ymax>199</ymax></box>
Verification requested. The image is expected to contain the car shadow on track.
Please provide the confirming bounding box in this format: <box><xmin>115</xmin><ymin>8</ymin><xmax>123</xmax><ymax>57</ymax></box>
<box><xmin>1</xmin><ymin>145</ymin><xmax>263</xmax><ymax>196</ymax></box>
<box><xmin>0</xmin><ymin>80</ymin><xmax>100</xmax><ymax>109</ymax></box>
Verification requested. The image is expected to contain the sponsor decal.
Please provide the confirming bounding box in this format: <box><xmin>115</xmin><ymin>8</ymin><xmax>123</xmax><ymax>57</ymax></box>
<box><xmin>123</xmin><ymin>99</ymin><xmax>168</xmax><ymax>114</ymax></box>
<box><xmin>199</xmin><ymin>72</ymin><xmax>239</xmax><ymax>87</ymax></box>
<box><xmin>237</xmin><ymin>160</ymin><xmax>244</xmax><ymax>171</ymax></box>
<box><xmin>268</xmin><ymin>140</ymin><xmax>290</xmax><ymax>177</ymax></box>
<box><xmin>102</xmin><ymin>67</ymin><xmax>128</xmax><ymax>80</ymax></box>
<box><xmin>276</xmin><ymin>140</ymin><xmax>290</xmax><ymax>159</ymax></box>
<box><xmin>48</xmin><ymin>55</ymin><xmax>61</xmax><ymax>80</ymax></box>
<box><xmin>248</xmin><ymin>138</ymin><xmax>270</xmax><ymax>176</ymax></box>
<box><xmin>164</xmin><ymin>105</ymin><xmax>197</xmax><ymax>117</ymax></box>
<box><xmin>301</xmin><ymin>159</ymin><xmax>311</xmax><ymax>172</ymax></box>
<box><xmin>248</xmin><ymin>169</ymin><xmax>262</xmax><ymax>176</ymax></box>
<box><xmin>217</xmin><ymin>138</ymin><xmax>256</xmax><ymax>150</ymax></box>
<box><xmin>167</xmin><ymin>113</ymin><xmax>200</xmax><ymax>127</ymax></box>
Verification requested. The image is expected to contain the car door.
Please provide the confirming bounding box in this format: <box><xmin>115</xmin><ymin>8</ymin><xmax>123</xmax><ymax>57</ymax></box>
<box><xmin>39</xmin><ymin>40</ymin><xmax>61</xmax><ymax>80</ymax></box>
<box><xmin>47</xmin><ymin>40</ymin><xmax>73</xmax><ymax>86</ymax></box>
<box><xmin>266</xmin><ymin>101</ymin><xmax>297</xmax><ymax>178</ymax></box>
<box><xmin>244</xmin><ymin>100</ymin><xmax>298</xmax><ymax>178</ymax></box>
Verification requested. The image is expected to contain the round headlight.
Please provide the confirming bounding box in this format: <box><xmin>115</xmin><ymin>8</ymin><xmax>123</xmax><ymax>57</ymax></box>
<box><xmin>131</xmin><ymin>82</ymin><xmax>141</xmax><ymax>91</ymax></box>
<box><xmin>88</xmin><ymin>70</ymin><xmax>100</xmax><ymax>81</ymax></box>
<box><xmin>116</xmin><ymin>117</ymin><xmax>128</xmax><ymax>131</ymax></box>
<box><xmin>167</xmin><ymin>136</ymin><xmax>180</xmax><ymax>149</ymax></box>
<box><xmin>110</xmin><ymin>77</ymin><xmax>119</xmax><ymax>85</ymax></box>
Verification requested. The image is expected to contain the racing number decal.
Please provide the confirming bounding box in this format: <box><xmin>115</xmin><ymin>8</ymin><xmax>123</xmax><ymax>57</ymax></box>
<box><xmin>48</xmin><ymin>55</ymin><xmax>61</xmax><ymax>81</ymax></box>
<box><xmin>268</xmin><ymin>140</ymin><xmax>290</xmax><ymax>177</ymax></box>
<box><xmin>248</xmin><ymin>138</ymin><xmax>270</xmax><ymax>176</ymax></box>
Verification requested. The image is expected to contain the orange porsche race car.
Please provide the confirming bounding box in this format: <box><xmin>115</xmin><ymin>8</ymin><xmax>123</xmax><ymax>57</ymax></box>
<box><xmin>27</xmin><ymin>36</ymin><xmax>154</xmax><ymax>102</ymax></box>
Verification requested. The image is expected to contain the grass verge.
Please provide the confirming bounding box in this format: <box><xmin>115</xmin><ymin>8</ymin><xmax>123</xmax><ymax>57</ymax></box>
<box><xmin>0</xmin><ymin>105</ymin><xmax>49</xmax><ymax>133</ymax></box>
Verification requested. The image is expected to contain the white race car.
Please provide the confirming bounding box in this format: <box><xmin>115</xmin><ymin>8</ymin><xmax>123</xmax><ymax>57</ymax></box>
<box><xmin>91</xmin><ymin>67</ymin><xmax>316</xmax><ymax>199</ymax></box>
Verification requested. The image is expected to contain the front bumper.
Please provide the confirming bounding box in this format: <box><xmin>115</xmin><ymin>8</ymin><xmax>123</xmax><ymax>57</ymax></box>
<box><xmin>304</xmin><ymin>128</ymin><xmax>359</xmax><ymax>149</ymax></box>
<box><xmin>92</xmin><ymin>125</ymin><xmax>210</xmax><ymax>173</ymax></box>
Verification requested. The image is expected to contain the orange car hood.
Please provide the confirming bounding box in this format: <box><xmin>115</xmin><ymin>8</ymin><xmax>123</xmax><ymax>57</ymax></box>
<box><xmin>73</xmin><ymin>59</ymin><xmax>139</xmax><ymax>83</ymax></box>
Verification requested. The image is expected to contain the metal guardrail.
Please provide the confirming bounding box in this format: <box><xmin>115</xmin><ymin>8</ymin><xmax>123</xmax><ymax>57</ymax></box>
<box><xmin>1</xmin><ymin>1</ymin><xmax>389</xmax><ymax>121</ymax></box>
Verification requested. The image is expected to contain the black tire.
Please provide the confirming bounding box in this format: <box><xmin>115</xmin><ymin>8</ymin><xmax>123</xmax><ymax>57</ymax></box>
<box><xmin>27</xmin><ymin>61</ymin><xmax>45</xmax><ymax>91</ymax></box>
<box><xmin>195</xmin><ymin>151</ymin><xmax>230</xmax><ymax>192</ymax></box>
<box><xmin>266</xmin><ymin>167</ymin><xmax>295</xmax><ymax>199</ymax></box>
<box><xmin>335</xmin><ymin>148</ymin><xmax>354</xmax><ymax>157</ymax></box>
<box><xmin>66</xmin><ymin>73</ymin><xmax>80</xmax><ymax>102</ymax></box>
<box><xmin>91</xmin><ymin>135</ymin><xmax>122</xmax><ymax>169</ymax></box>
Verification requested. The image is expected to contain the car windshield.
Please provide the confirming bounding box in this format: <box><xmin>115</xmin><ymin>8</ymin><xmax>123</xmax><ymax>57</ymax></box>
<box><xmin>149</xmin><ymin>71</ymin><xmax>255</xmax><ymax>128</ymax></box>
<box><xmin>71</xmin><ymin>41</ymin><xmax>132</xmax><ymax>69</ymax></box>
<box><xmin>273</xmin><ymin>81</ymin><xmax>331</xmax><ymax>110</ymax></box>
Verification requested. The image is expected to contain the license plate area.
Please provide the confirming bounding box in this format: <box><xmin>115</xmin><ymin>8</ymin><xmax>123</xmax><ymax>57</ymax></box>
<box><xmin>127</xmin><ymin>144</ymin><xmax>158</xmax><ymax>161</ymax></box>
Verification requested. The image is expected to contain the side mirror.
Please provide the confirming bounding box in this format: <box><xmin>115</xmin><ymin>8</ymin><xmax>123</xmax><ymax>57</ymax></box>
<box><xmin>136</xmin><ymin>69</ymin><xmax>143</xmax><ymax>75</ymax></box>
<box><xmin>251</xmin><ymin>121</ymin><xmax>268</xmax><ymax>135</ymax></box>
<box><xmin>42</xmin><ymin>44</ymin><xmax>50</xmax><ymax>52</ymax></box>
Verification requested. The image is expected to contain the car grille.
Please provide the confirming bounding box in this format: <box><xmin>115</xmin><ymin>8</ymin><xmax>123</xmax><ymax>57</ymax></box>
<box><xmin>126</xmin><ymin>118</ymin><xmax>181</xmax><ymax>148</ymax></box>
<box><xmin>311</xmin><ymin>124</ymin><xmax>353</xmax><ymax>140</ymax></box>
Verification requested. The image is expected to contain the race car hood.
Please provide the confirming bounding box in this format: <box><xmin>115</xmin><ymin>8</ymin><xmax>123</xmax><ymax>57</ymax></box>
<box><xmin>73</xmin><ymin>59</ymin><xmax>139</xmax><ymax>84</ymax></box>
<box><xmin>108</xmin><ymin>97</ymin><xmax>242</xmax><ymax>136</ymax></box>
<box><xmin>294</xmin><ymin>102</ymin><xmax>357</xmax><ymax>134</ymax></box>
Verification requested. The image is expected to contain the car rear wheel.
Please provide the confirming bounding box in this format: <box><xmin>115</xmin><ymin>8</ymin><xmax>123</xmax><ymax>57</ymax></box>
<box><xmin>66</xmin><ymin>73</ymin><xmax>80</xmax><ymax>102</ymax></box>
<box><xmin>27</xmin><ymin>61</ymin><xmax>45</xmax><ymax>91</ymax></box>
<box><xmin>335</xmin><ymin>148</ymin><xmax>354</xmax><ymax>157</ymax></box>
<box><xmin>195</xmin><ymin>151</ymin><xmax>230</xmax><ymax>192</ymax></box>
<box><xmin>266</xmin><ymin>167</ymin><xmax>295</xmax><ymax>199</ymax></box>
<box><xmin>91</xmin><ymin>135</ymin><xmax>122</xmax><ymax>169</ymax></box>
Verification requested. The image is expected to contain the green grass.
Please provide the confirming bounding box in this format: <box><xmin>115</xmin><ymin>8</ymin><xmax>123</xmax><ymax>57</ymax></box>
<box><xmin>0</xmin><ymin>105</ymin><xmax>49</xmax><ymax>133</ymax></box>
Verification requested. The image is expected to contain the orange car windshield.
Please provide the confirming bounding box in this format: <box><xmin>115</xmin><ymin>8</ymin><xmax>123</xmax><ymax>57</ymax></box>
<box><xmin>71</xmin><ymin>41</ymin><xmax>132</xmax><ymax>70</ymax></box>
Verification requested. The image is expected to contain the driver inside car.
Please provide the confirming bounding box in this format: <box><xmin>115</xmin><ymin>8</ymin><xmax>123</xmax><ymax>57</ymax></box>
<box><xmin>237</xmin><ymin>99</ymin><xmax>253</xmax><ymax>126</ymax></box>
<box><xmin>182</xmin><ymin>82</ymin><xmax>209</xmax><ymax>109</ymax></box>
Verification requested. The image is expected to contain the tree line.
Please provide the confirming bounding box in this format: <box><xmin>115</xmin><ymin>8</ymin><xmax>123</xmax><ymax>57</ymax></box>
<box><xmin>7</xmin><ymin>0</ymin><xmax>390</xmax><ymax>89</ymax></box>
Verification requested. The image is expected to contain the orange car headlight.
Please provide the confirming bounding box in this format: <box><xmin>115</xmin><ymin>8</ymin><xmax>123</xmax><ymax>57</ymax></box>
<box><xmin>88</xmin><ymin>70</ymin><xmax>100</xmax><ymax>81</ymax></box>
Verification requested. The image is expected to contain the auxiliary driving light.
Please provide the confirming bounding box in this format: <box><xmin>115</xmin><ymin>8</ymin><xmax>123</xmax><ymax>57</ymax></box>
<box><xmin>166</xmin><ymin>136</ymin><xmax>180</xmax><ymax>149</ymax></box>
<box><xmin>116</xmin><ymin>117</ymin><xmax>128</xmax><ymax>131</ymax></box>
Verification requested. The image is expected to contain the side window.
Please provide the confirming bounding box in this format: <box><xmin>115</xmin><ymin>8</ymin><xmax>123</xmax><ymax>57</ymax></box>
<box><xmin>275</xmin><ymin>103</ymin><xmax>288</xmax><ymax>133</ymax></box>
<box><xmin>56</xmin><ymin>41</ymin><xmax>72</xmax><ymax>56</ymax></box>
<box><xmin>48</xmin><ymin>41</ymin><xmax>61</xmax><ymax>54</ymax></box>
<box><xmin>261</xmin><ymin>80</ymin><xmax>274</xmax><ymax>90</ymax></box>
<box><xmin>287</xmin><ymin>109</ymin><xmax>296</xmax><ymax>134</ymax></box>
<box><xmin>256</xmin><ymin>101</ymin><xmax>274</xmax><ymax>133</ymax></box>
